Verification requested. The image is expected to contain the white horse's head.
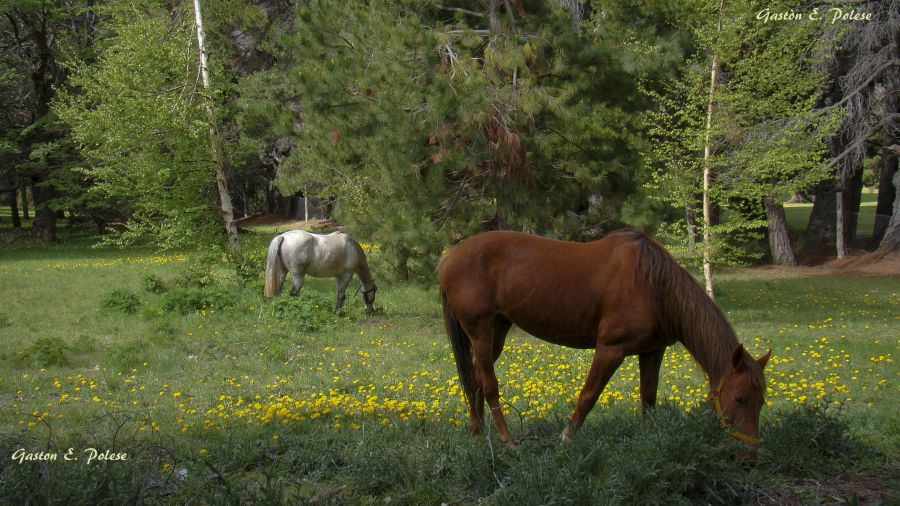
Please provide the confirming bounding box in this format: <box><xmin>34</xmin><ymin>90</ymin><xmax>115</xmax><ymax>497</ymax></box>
<box><xmin>361</xmin><ymin>285</ymin><xmax>377</xmax><ymax>310</ymax></box>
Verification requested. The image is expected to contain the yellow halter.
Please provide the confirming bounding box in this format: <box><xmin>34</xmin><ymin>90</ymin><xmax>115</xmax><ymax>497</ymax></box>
<box><xmin>707</xmin><ymin>377</ymin><xmax>761</xmax><ymax>446</ymax></box>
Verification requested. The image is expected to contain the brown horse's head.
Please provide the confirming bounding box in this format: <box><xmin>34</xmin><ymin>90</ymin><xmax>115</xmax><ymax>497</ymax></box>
<box><xmin>711</xmin><ymin>345</ymin><xmax>771</xmax><ymax>461</ymax></box>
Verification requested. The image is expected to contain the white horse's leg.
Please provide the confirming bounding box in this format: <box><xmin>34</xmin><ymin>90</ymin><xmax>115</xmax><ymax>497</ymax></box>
<box><xmin>335</xmin><ymin>271</ymin><xmax>353</xmax><ymax>311</ymax></box>
<box><xmin>289</xmin><ymin>269</ymin><xmax>306</xmax><ymax>296</ymax></box>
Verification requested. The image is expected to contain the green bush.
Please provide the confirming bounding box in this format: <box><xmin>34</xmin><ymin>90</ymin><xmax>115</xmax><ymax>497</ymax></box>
<box><xmin>20</xmin><ymin>337</ymin><xmax>70</xmax><ymax>367</ymax></box>
<box><xmin>761</xmin><ymin>403</ymin><xmax>865</xmax><ymax>476</ymax></box>
<box><xmin>161</xmin><ymin>285</ymin><xmax>236</xmax><ymax>314</ymax></box>
<box><xmin>264</xmin><ymin>291</ymin><xmax>341</xmax><ymax>333</ymax></box>
<box><xmin>142</xmin><ymin>273</ymin><xmax>167</xmax><ymax>293</ymax></box>
<box><xmin>235</xmin><ymin>246</ymin><xmax>267</xmax><ymax>285</ymax></box>
<box><xmin>100</xmin><ymin>289</ymin><xmax>141</xmax><ymax>314</ymax></box>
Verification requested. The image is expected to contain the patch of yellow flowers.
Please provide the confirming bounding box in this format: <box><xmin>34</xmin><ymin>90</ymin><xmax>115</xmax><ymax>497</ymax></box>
<box><xmin>9</xmin><ymin>325</ymin><xmax>896</xmax><ymax>435</ymax></box>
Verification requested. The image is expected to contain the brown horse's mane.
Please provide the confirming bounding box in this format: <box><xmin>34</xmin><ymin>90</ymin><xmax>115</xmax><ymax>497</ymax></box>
<box><xmin>616</xmin><ymin>229</ymin><xmax>760</xmax><ymax>386</ymax></box>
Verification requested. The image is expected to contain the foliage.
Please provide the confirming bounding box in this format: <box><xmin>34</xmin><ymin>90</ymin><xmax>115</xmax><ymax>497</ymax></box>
<box><xmin>54</xmin><ymin>1</ymin><xmax>225</xmax><ymax>250</ymax></box>
<box><xmin>644</xmin><ymin>0</ymin><xmax>840</xmax><ymax>265</ymax></box>
<box><xmin>161</xmin><ymin>285</ymin><xmax>236</xmax><ymax>314</ymax></box>
<box><xmin>762</xmin><ymin>402</ymin><xmax>868</xmax><ymax>476</ymax></box>
<box><xmin>100</xmin><ymin>289</ymin><xmax>142</xmax><ymax>314</ymax></box>
<box><xmin>0</xmin><ymin>0</ymin><xmax>106</xmax><ymax>240</ymax></box>
<box><xmin>233</xmin><ymin>0</ymin><xmax>690</xmax><ymax>280</ymax></box>
<box><xmin>263</xmin><ymin>290</ymin><xmax>342</xmax><ymax>333</ymax></box>
<box><xmin>18</xmin><ymin>336</ymin><xmax>70</xmax><ymax>367</ymax></box>
<box><xmin>142</xmin><ymin>273</ymin><xmax>167</xmax><ymax>294</ymax></box>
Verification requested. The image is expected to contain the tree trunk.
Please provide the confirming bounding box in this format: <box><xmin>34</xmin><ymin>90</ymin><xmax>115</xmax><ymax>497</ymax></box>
<box><xmin>877</xmin><ymin>169</ymin><xmax>900</xmax><ymax>253</ymax></box>
<box><xmin>764</xmin><ymin>197</ymin><xmax>795</xmax><ymax>265</ymax></box>
<box><xmin>841</xmin><ymin>169</ymin><xmax>863</xmax><ymax>248</ymax></box>
<box><xmin>8</xmin><ymin>191</ymin><xmax>22</xmax><ymax>228</ymax></box>
<box><xmin>192</xmin><ymin>0</ymin><xmax>240</xmax><ymax>259</ymax></box>
<box><xmin>21</xmin><ymin>185</ymin><xmax>29</xmax><ymax>219</ymax></box>
<box><xmin>701</xmin><ymin>0</ymin><xmax>724</xmax><ymax>299</ymax></box>
<box><xmin>873</xmin><ymin>143</ymin><xmax>897</xmax><ymax>244</ymax></box>
<box><xmin>805</xmin><ymin>181</ymin><xmax>836</xmax><ymax>251</ymax></box>
<box><xmin>684</xmin><ymin>205</ymin><xmax>697</xmax><ymax>246</ymax></box>
<box><xmin>30</xmin><ymin>182</ymin><xmax>57</xmax><ymax>241</ymax></box>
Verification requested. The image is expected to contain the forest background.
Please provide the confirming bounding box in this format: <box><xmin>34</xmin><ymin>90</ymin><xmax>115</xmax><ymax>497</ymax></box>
<box><xmin>1</xmin><ymin>0</ymin><xmax>898</xmax><ymax>283</ymax></box>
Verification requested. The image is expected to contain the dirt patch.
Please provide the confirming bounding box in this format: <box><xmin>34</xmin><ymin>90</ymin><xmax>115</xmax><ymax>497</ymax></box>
<box><xmin>760</xmin><ymin>472</ymin><xmax>898</xmax><ymax>505</ymax></box>
<box><xmin>234</xmin><ymin>213</ymin><xmax>337</xmax><ymax>232</ymax></box>
<box><xmin>819</xmin><ymin>251</ymin><xmax>900</xmax><ymax>276</ymax></box>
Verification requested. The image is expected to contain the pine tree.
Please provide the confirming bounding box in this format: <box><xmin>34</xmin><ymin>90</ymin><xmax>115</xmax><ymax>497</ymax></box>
<box><xmin>240</xmin><ymin>0</ymin><xmax>687</xmax><ymax>280</ymax></box>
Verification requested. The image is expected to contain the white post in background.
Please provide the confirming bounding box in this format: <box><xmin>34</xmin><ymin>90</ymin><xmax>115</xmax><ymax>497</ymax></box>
<box><xmin>836</xmin><ymin>190</ymin><xmax>845</xmax><ymax>259</ymax></box>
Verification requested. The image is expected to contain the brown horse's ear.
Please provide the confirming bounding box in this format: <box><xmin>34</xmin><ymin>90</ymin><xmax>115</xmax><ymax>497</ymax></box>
<box><xmin>757</xmin><ymin>349</ymin><xmax>772</xmax><ymax>370</ymax></box>
<box><xmin>732</xmin><ymin>345</ymin><xmax>746</xmax><ymax>371</ymax></box>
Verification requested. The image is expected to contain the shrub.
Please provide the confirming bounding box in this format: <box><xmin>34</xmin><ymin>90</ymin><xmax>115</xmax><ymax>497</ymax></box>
<box><xmin>161</xmin><ymin>285</ymin><xmax>236</xmax><ymax>314</ymax></box>
<box><xmin>142</xmin><ymin>273</ymin><xmax>167</xmax><ymax>293</ymax></box>
<box><xmin>100</xmin><ymin>289</ymin><xmax>141</xmax><ymax>314</ymax></box>
<box><xmin>235</xmin><ymin>246</ymin><xmax>267</xmax><ymax>285</ymax></box>
<box><xmin>264</xmin><ymin>291</ymin><xmax>341</xmax><ymax>333</ymax></box>
<box><xmin>761</xmin><ymin>403</ymin><xmax>866</xmax><ymax>476</ymax></box>
<box><xmin>20</xmin><ymin>337</ymin><xmax>70</xmax><ymax>367</ymax></box>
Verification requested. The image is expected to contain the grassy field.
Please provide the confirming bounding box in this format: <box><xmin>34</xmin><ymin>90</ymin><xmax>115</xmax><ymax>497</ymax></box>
<box><xmin>0</xmin><ymin>226</ymin><xmax>897</xmax><ymax>504</ymax></box>
<box><xmin>783</xmin><ymin>189</ymin><xmax>880</xmax><ymax>239</ymax></box>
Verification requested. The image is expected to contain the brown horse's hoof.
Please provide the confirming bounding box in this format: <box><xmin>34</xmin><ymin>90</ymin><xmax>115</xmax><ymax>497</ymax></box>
<box><xmin>560</xmin><ymin>426</ymin><xmax>574</xmax><ymax>444</ymax></box>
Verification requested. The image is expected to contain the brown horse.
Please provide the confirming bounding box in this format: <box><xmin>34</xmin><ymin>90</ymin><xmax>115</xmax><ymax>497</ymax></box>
<box><xmin>438</xmin><ymin>229</ymin><xmax>770</xmax><ymax>455</ymax></box>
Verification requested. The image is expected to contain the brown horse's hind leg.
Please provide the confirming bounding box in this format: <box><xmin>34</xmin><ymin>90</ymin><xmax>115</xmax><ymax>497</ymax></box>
<box><xmin>463</xmin><ymin>316</ymin><xmax>514</xmax><ymax>446</ymax></box>
<box><xmin>466</xmin><ymin>316</ymin><xmax>511</xmax><ymax>436</ymax></box>
<box><xmin>561</xmin><ymin>344</ymin><xmax>625</xmax><ymax>443</ymax></box>
<box><xmin>638</xmin><ymin>350</ymin><xmax>665</xmax><ymax>413</ymax></box>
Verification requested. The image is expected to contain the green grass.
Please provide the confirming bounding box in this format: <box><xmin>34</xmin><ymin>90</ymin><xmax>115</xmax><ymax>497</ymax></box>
<box><xmin>0</xmin><ymin>229</ymin><xmax>897</xmax><ymax>504</ymax></box>
<box><xmin>783</xmin><ymin>189</ymin><xmax>880</xmax><ymax>237</ymax></box>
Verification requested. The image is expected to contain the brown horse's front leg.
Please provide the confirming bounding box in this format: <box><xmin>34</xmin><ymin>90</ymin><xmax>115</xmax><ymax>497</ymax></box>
<box><xmin>638</xmin><ymin>349</ymin><xmax>665</xmax><ymax>413</ymax></box>
<box><xmin>561</xmin><ymin>344</ymin><xmax>625</xmax><ymax>443</ymax></box>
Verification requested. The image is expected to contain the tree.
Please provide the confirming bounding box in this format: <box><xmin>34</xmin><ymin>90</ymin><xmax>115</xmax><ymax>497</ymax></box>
<box><xmin>239</xmin><ymin>0</ymin><xmax>688</xmax><ymax>280</ymax></box>
<box><xmin>0</xmin><ymin>0</ymin><xmax>96</xmax><ymax>240</ymax></box>
<box><xmin>56</xmin><ymin>1</ymin><xmax>232</xmax><ymax>250</ymax></box>
<box><xmin>805</xmin><ymin>0</ymin><xmax>899</xmax><ymax>253</ymax></box>
<box><xmin>646</xmin><ymin>0</ymin><xmax>837</xmax><ymax>271</ymax></box>
<box><xmin>192</xmin><ymin>0</ymin><xmax>240</xmax><ymax>258</ymax></box>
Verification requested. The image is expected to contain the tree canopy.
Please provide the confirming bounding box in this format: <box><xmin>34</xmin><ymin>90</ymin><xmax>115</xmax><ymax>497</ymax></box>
<box><xmin>0</xmin><ymin>0</ymin><xmax>893</xmax><ymax>277</ymax></box>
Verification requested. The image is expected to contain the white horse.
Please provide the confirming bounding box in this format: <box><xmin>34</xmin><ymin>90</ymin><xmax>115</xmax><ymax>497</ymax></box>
<box><xmin>264</xmin><ymin>230</ymin><xmax>377</xmax><ymax>311</ymax></box>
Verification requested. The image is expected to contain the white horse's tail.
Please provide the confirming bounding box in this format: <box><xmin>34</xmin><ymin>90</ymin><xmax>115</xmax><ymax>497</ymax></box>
<box><xmin>264</xmin><ymin>235</ymin><xmax>286</xmax><ymax>298</ymax></box>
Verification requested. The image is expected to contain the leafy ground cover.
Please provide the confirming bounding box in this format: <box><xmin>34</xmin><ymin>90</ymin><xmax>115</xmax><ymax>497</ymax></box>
<box><xmin>0</xmin><ymin>229</ymin><xmax>897</xmax><ymax>504</ymax></box>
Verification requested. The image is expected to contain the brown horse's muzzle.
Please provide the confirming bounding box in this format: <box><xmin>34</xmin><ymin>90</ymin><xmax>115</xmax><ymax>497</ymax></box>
<box><xmin>708</xmin><ymin>377</ymin><xmax>762</xmax><ymax>459</ymax></box>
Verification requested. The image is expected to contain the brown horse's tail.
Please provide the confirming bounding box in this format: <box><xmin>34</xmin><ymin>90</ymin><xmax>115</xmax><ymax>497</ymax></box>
<box><xmin>441</xmin><ymin>289</ymin><xmax>477</xmax><ymax>411</ymax></box>
<box><xmin>264</xmin><ymin>235</ymin><xmax>286</xmax><ymax>298</ymax></box>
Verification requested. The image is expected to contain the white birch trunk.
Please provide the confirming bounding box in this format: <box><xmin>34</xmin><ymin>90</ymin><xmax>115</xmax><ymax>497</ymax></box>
<box><xmin>192</xmin><ymin>0</ymin><xmax>241</xmax><ymax>258</ymax></box>
<box><xmin>702</xmin><ymin>0</ymin><xmax>724</xmax><ymax>299</ymax></box>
